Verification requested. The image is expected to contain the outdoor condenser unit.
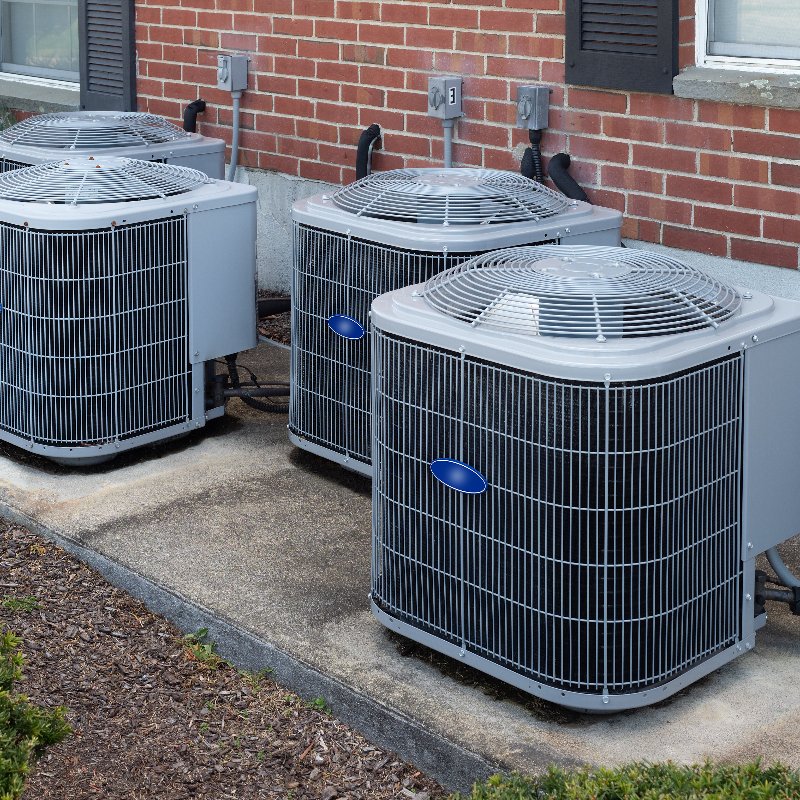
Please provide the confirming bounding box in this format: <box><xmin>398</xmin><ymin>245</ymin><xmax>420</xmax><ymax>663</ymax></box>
<box><xmin>0</xmin><ymin>156</ymin><xmax>257</xmax><ymax>465</ymax></box>
<box><xmin>0</xmin><ymin>112</ymin><xmax>225</xmax><ymax>179</ymax></box>
<box><xmin>290</xmin><ymin>168</ymin><xmax>622</xmax><ymax>475</ymax></box>
<box><xmin>370</xmin><ymin>244</ymin><xmax>800</xmax><ymax>711</ymax></box>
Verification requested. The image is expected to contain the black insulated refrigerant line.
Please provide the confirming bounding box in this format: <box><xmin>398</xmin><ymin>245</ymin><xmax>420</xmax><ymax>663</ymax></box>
<box><xmin>183</xmin><ymin>99</ymin><xmax>207</xmax><ymax>133</ymax></box>
<box><xmin>547</xmin><ymin>152</ymin><xmax>591</xmax><ymax>204</ymax></box>
<box><xmin>520</xmin><ymin>129</ymin><xmax>545</xmax><ymax>183</ymax></box>
<box><xmin>356</xmin><ymin>124</ymin><xmax>382</xmax><ymax>179</ymax></box>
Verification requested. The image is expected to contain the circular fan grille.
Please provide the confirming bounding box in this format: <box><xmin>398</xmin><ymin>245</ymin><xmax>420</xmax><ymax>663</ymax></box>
<box><xmin>331</xmin><ymin>168</ymin><xmax>570</xmax><ymax>225</ymax></box>
<box><xmin>422</xmin><ymin>245</ymin><xmax>742</xmax><ymax>339</ymax></box>
<box><xmin>0</xmin><ymin>157</ymin><xmax>210</xmax><ymax>205</ymax></box>
<box><xmin>0</xmin><ymin>112</ymin><xmax>190</xmax><ymax>150</ymax></box>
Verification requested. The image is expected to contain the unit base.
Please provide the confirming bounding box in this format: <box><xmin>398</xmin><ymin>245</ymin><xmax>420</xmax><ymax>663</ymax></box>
<box><xmin>287</xmin><ymin>429</ymin><xmax>372</xmax><ymax>477</ymax></box>
<box><xmin>370</xmin><ymin>600</ymin><xmax>754</xmax><ymax>713</ymax></box>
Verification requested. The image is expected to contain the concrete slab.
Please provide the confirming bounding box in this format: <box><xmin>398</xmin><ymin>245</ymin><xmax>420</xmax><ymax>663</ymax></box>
<box><xmin>1</xmin><ymin>341</ymin><xmax>799</xmax><ymax>792</ymax></box>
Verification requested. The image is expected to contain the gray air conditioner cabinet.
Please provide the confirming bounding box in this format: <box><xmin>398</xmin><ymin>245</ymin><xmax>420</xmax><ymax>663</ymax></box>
<box><xmin>0</xmin><ymin>112</ymin><xmax>225</xmax><ymax>179</ymax></box>
<box><xmin>0</xmin><ymin>157</ymin><xmax>257</xmax><ymax>465</ymax></box>
<box><xmin>289</xmin><ymin>168</ymin><xmax>622</xmax><ymax>476</ymax></box>
<box><xmin>369</xmin><ymin>245</ymin><xmax>800</xmax><ymax>712</ymax></box>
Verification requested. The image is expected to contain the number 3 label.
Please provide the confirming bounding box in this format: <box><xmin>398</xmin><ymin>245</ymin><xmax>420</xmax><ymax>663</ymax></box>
<box><xmin>448</xmin><ymin>86</ymin><xmax>457</xmax><ymax>105</ymax></box>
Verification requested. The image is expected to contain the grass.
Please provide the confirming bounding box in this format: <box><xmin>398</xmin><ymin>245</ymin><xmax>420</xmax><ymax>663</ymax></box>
<box><xmin>0</xmin><ymin>597</ymin><xmax>40</xmax><ymax>613</ymax></box>
<box><xmin>456</xmin><ymin>762</ymin><xmax>800</xmax><ymax>800</ymax></box>
<box><xmin>181</xmin><ymin>628</ymin><xmax>228</xmax><ymax>671</ymax></box>
<box><xmin>0</xmin><ymin>627</ymin><xmax>70</xmax><ymax>800</ymax></box>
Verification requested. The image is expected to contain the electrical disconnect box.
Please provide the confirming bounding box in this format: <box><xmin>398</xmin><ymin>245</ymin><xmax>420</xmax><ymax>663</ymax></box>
<box><xmin>516</xmin><ymin>85</ymin><xmax>550</xmax><ymax>130</ymax></box>
<box><xmin>217</xmin><ymin>54</ymin><xmax>249</xmax><ymax>92</ymax></box>
<box><xmin>428</xmin><ymin>76</ymin><xmax>463</xmax><ymax>119</ymax></box>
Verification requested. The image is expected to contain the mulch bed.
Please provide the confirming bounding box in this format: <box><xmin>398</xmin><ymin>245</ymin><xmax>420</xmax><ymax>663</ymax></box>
<box><xmin>258</xmin><ymin>290</ymin><xmax>291</xmax><ymax>346</ymax></box>
<box><xmin>0</xmin><ymin>523</ymin><xmax>445</xmax><ymax>800</ymax></box>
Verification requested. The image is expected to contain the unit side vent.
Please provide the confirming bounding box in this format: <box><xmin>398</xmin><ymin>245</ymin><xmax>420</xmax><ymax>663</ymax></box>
<box><xmin>0</xmin><ymin>157</ymin><xmax>209</xmax><ymax>204</ymax></box>
<box><xmin>0</xmin><ymin>112</ymin><xmax>190</xmax><ymax>150</ymax></box>
<box><xmin>423</xmin><ymin>245</ymin><xmax>741</xmax><ymax>339</ymax></box>
<box><xmin>331</xmin><ymin>168</ymin><xmax>570</xmax><ymax>225</ymax></box>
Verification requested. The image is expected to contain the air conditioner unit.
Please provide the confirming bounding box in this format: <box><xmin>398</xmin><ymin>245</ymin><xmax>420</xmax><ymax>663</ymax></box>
<box><xmin>0</xmin><ymin>157</ymin><xmax>257</xmax><ymax>465</ymax></box>
<box><xmin>370</xmin><ymin>244</ymin><xmax>800</xmax><ymax>711</ymax></box>
<box><xmin>0</xmin><ymin>112</ymin><xmax>225</xmax><ymax>179</ymax></box>
<box><xmin>290</xmin><ymin>168</ymin><xmax>622</xmax><ymax>476</ymax></box>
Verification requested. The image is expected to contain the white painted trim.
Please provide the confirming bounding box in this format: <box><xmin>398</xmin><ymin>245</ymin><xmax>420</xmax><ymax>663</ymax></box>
<box><xmin>695</xmin><ymin>0</ymin><xmax>800</xmax><ymax>74</ymax></box>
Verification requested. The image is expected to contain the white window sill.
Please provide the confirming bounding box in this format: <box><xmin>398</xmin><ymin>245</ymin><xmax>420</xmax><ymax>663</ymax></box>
<box><xmin>0</xmin><ymin>72</ymin><xmax>79</xmax><ymax>111</ymax></box>
<box><xmin>674</xmin><ymin>66</ymin><xmax>800</xmax><ymax>109</ymax></box>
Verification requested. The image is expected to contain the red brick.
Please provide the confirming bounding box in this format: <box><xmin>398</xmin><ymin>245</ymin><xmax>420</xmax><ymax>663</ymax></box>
<box><xmin>385</xmin><ymin>133</ymin><xmax>431</xmax><ymax>158</ymax></box>
<box><xmin>604</xmin><ymin>116</ymin><xmax>663</xmax><ymax>143</ymax></box>
<box><xmin>197</xmin><ymin>11</ymin><xmax>232</xmax><ymax>29</ymax></box>
<box><xmin>337</xmin><ymin>1</ymin><xmax>379</xmax><ymax>19</ymax></box>
<box><xmin>535</xmin><ymin>12</ymin><xmax>564</xmax><ymax>34</ymax></box>
<box><xmin>455</xmin><ymin>30</ymin><xmax>503</xmax><ymax>54</ymax></box>
<box><xmin>586</xmin><ymin>188</ymin><xmax>625</xmax><ymax>212</ymax></box>
<box><xmin>665</xmin><ymin>123</ymin><xmax>731</xmax><ymax>151</ymax></box>
<box><xmin>295</xmin><ymin>119</ymin><xmax>339</xmax><ymax>143</ymax></box>
<box><xmin>486</xmin><ymin>56</ymin><xmax>538</xmax><ymax>80</ymax></box>
<box><xmin>628</xmin><ymin>194</ymin><xmax>691</xmax><ymax>225</ymax></box>
<box><xmin>694</xmin><ymin>206</ymin><xmax>761</xmax><ymax>237</ymax></box>
<box><xmin>632</xmin><ymin>144</ymin><xmax>695</xmax><ymax>172</ymax></box>
<box><xmin>385</xmin><ymin>2</ymin><xmax>428</xmax><ymax>23</ymax></box>
<box><xmin>698</xmin><ymin>103</ymin><xmax>764</xmax><ymax>129</ymax></box>
<box><xmin>431</xmin><ymin>6</ymin><xmax>479</xmax><ymax>27</ymax></box>
<box><xmin>300</xmin><ymin>159</ymin><xmax>343</xmax><ymax>182</ymax></box>
<box><xmin>298</xmin><ymin>39</ymin><xmax>339</xmax><ymax>59</ymax></box>
<box><xmin>458</xmin><ymin>121</ymin><xmax>509</xmax><ymax>148</ymax></box>
<box><xmin>484</xmin><ymin>147</ymin><xmax>518</xmax><ymax>170</ymax></box>
<box><xmin>734</xmin><ymin>130</ymin><xmax>800</xmax><ymax>160</ymax></box>
<box><xmin>629</xmin><ymin>94</ymin><xmax>694</xmax><ymax>121</ymax></box>
<box><xmin>256</xmin><ymin>74</ymin><xmax>296</xmax><ymax>95</ymax></box>
<box><xmin>405</xmin><ymin>27</ymin><xmax>453</xmax><ymax>49</ymax></box>
<box><xmin>137</xmin><ymin>6</ymin><xmax>161</xmax><ymax>24</ymax></box>
<box><xmin>387</xmin><ymin>47</ymin><xmax>433</xmax><ymax>70</ymax></box>
<box><xmin>736</xmin><ymin>184</ymin><xmax>800</xmax><ymax>217</ymax></box>
<box><xmin>220</xmin><ymin>32</ymin><xmax>258</xmax><ymax>50</ymax></box>
<box><xmin>569</xmin><ymin>135</ymin><xmax>629</xmax><ymax>164</ymax></box>
<box><xmin>317</xmin><ymin>61</ymin><xmax>359</xmax><ymax>82</ymax></box>
<box><xmin>621</xmin><ymin>217</ymin><xmax>661</xmax><ymax>243</ymax></box>
<box><xmin>602</xmin><ymin>165</ymin><xmax>663</xmax><ymax>194</ymax></box>
<box><xmin>773</xmin><ymin>162</ymin><xmax>800</xmax><ymax>188</ymax></box>
<box><xmin>294</xmin><ymin>0</ymin><xmax>334</xmax><ymax>15</ymax></box>
<box><xmin>480</xmin><ymin>9</ymin><xmax>534</xmax><ymax>31</ymax></box>
<box><xmin>549</xmin><ymin>108</ymin><xmax>601</xmax><ymax>135</ymax></box>
<box><xmin>147</xmin><ymin>61</ymin><xmax>182</xmax><ymax>80</ymax></box>
<box><xmin>342</xmin><ymin>84</ymin><xmax>384</xmax><ymax>106</ymax></box>
<box><xmin>666</xmin><ymin>175</ymin><xmax>732</xmax><ymax>205</ymax></box>
<box><xmin>274</xmin><ymin>56</ymin><xmax>315</xmax><ymax>78</ymax></box>
<box><xmin>508</xmin><ymin>34</ymin><xmax>562</xmax><ymax>59</ymax></box>
<box><xmin>360</xmin><ymin>65</ymin><xmax>405</xmax><ymax>89</ymax></box>
<box><xmin>699</xmin><ymin>152</ymin><xmax>768</xmax><ymax>182</ymax></box>
<box><xmin>730</xmin><ymin>238</ymin><xmax>798</xmax><ymax>269</ymax></box>
<box><xmin>484</xmin><ymin>100</ymin><xmax>515</xmax><ymax>125</ymax></box>
<box><xmin>768</xmin><ymin>108</ymin><xmax>800</xmax><ymax>134</ymax></box>
<box><xmin>231</xmin><ymin>13</ymin><xmax>266</xmax><ymax>32</ymax></box>
<box><xmin>297</xmin><ymin>78</ymin><xmax>340</xmax><ymax>102</ymax></box>
<box><xmin>258</xmin><ymin>152</ymin><xmax>298</xmax><ymax>174</ymax></box>
<box><xmin>162</xmin><ymin>7</ymin><xmax>195</xmax><ymax>25</ymax></box>
<box><xmin>314</xmin><ymin>19</ymin><xmax>357</xmax><ymax>39</ymax></box>
<box><xmin>273</xmin><ymin>17</ymin><xmax>313</xmax><ymax>35</ymax></box>
<box><xmin>277</xmin><ymin>136</ymin><xmax>318</xmax><ymax>159</ymax></box>
<box><xmin>434</xmin><ymin>52</ymin><xmax>485</xmax><ymax>75</ymax></box>
<box><xmin>257</xmin><ymin>35</ymin><xmax>297</xmax><ymax>55</ymax></box>
<box><xmin>540</xmin><ymin>59</ymin><xmax>565</xmax><ymax>84</ymax></box>
<box><xmin>273</xmin><ymin>96</ymin><xmax>314</xmax><ymax>117</ymax></box>
<box><xmin>315</xmin><ymin>101</ymin><xmax>355</xmax><ymax>124</ymax></box>
<box><xmin>359</xmin><ymin>23</ymin><xmax>404</xmax><ymax>45</ymax></box>
<box><xmin>764</xmin><ymin>216</ymin><xmax>800</xmax><ymax>245</ymax></box>
<box><xmin>567</xmin><ymin>88</ymin><xmax>627</xmax><ymax>114</ymax></box>
<box><xmin>369</xmin><ymin>151</ymin><xmax>405</xmax><ymax>170</ymax></box>
<box><xmin>662</xmin><ymin>226</ymin><xmax>727</xmax><ymax>257</ymax></box>
<box><xmin>342</xmin><ymin>43</ymin><xmax>385</xmax><ymax>64</ymax></box>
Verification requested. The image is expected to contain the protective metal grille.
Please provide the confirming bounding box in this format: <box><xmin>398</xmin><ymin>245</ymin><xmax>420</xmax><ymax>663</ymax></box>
<box><xmin>372</xmin><ymin>332</ymin><xmax>743</xmax><ymax>694</ymax></box>
<box><xmin>0</xmin><ymin>157</ymin><xmax>209</xmax><ymax>205</ymax></box>
<box><xmin>331</xmin><ymin>168</ymin><xmax>570</xmax><ymax>225</ymax></box>
<box><xmin>423</xmin><ymin>245</ymin><xmax>742</xmax><ymax>339</ymax></box>
<box><xmin>0</xmin><ymin>112</ymin><xmax>189</xmax><ymax>149</ymax></box>
<box><xmin>290</xmin><ymin>224</ymin><xmax>512</xmax><ymax>465</ymax></box>
<box><xmin>0</xmin><ymin>159</ymin><xmax>28</xmax><ymax>174</ymax></box>
<box><xmin>0</xmin><ymin>218</ymin><xmax>191</xmax><ymax>447</ymax></box>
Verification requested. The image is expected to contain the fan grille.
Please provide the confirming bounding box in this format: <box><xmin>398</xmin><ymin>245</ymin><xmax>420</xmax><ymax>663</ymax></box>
<box><xmin>422</xmin><ymin>245</ymin><xmax>742</xmax><ymax>339</ymax></box>
<box><xmin>331</xmin><ymin>168</ymin><xmax>571</xmax><ymax>225</ymax></box>
<box><xmin>0</xmin><ymin>112</ymin><xmax>190</xmax><ymax>150</ymax></box>
<box><xmin>0</xmin><ymin>157</ymin><xmax>210</xmax><ymax>205</ymax></box>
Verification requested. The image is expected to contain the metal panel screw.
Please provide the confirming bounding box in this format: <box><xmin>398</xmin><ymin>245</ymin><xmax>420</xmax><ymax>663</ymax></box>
<box><xmin>752</xmin><ymin>335</ymin><xmax>758</xmax><ymax>342</ymax></box>
<box><xmin>746</xmin><ymin>594</ymin><xmax>752</xmax><ymax>601</ymax></box>
<box><xmin>743</xmin><ymin>292</ymin><xmax>752</xmax><ymax>299</ymax></box>
<box><xmin>747</xmin><ymin>542</ymin><xmax>753</xmax><ymax>550</ymax></box>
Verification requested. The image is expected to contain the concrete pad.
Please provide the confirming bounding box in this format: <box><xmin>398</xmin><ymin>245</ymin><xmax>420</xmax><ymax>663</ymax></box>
<box><xmin>1</xmin><ymin>341</ymin><xmax>799</xmax><ymax>792</ymax></box>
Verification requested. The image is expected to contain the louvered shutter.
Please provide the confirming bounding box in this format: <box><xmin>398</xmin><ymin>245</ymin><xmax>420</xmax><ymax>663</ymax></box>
<box><xmin>565</xmin><ymin>0</ymin><xmax>678</xmax><ymax>94</ymax></box>
<box><xmin>78</xmin><ymin>0</ymin><xmax>137</xmax><ymax>111</ymax></box>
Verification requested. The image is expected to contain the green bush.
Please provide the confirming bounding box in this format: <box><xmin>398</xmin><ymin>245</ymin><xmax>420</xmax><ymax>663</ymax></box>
<box><xmin>0</xmin><ymin>628</ymin><xmax>70</xmax><ymax>800</ymax></box>
<box><xmin>457</xmin><ymin>761</ymin><xmax>800</xmax><ymax>800</ymax></box>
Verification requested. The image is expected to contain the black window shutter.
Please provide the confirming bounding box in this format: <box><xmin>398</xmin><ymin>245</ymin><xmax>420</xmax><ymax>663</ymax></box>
<box><xmin>78</xmin><ymin>0</ymin><xmax>137</xmax><ymax>111</ymax></box>
<box><xmin>565</xmin><ymin>0</ymin><xmax>678</xmax><ymax>94</ymax></box>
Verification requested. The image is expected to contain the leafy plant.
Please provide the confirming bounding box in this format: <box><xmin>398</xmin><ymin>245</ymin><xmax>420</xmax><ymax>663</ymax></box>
<box><xmin>455</xmin><ymin>761</ymin><xmax>800</xmax><ymax>800</ymax></box>
<box><xmin>182</xmin><ymin>628</ymin><xmax>227</xmax><ymax>670</ymax></box>
<box><xmin>240</xmin><ymin>668</ymin><xmax>273</xmax><ymax>693</ymax></box>
<box><xmin>306</xmin><ymin>697</ymin><xmax>331</xmax><ymax>715</ymax></box>
<box><xmin>0</xmin><ymin>597</ymin><xmax>40</xmax><ymax>614</ymax></box>
<box><xmin>0</xmin><ymin>628</ymin><xmax>70</xmax><ymax>800</ymax></box>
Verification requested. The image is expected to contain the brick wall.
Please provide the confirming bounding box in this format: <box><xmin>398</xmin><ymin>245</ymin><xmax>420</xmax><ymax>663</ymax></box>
<box><xmin>135</xmin><ymin>0</ymin><xmax>800</xmax><ymax>269</ymax></box>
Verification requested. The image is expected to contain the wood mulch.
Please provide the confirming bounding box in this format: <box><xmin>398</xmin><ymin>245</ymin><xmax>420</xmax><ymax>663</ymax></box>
<box><xmin>0</xmin><ymin>523</ymin><xmax>445</xmax><ymax>800</ymax></box>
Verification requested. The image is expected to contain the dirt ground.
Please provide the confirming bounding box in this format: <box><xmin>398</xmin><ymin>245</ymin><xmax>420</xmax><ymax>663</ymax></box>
<box><xmin>0</xmin><ymin>523</ymin><xmax>445</xmax><ymax>800</ymax></box>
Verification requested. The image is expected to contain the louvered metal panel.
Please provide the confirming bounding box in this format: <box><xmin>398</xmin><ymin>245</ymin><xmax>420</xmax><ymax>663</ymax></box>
<box><xmin>566</xmin><ymin>0</ymin><xmax>678</xmax><ymax>93</ymax></box>
<box><xmin>0</xmin><ymin>217</ymin><xmax>191</xmax><ymax>447</ymax></box>
<box><xmin>79</xmin><ymin>0</ymin><xmax>137</xmax><ymax>112</ymax></box>
<box><xmin>372</xmin><ymin>331</ymin><xmax>744</xmax><ymax>705</ymax></box>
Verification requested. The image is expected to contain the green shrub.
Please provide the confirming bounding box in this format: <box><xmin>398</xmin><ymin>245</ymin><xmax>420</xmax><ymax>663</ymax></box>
<box><xmin>0</xmin><ymin>628</ymin><xmax>70</xmax><ymax>800</ymax></box>
<box><xmin>457</xmin><ymin>761</ymin><xmax>800</xmax><ymax>800</ymax></box>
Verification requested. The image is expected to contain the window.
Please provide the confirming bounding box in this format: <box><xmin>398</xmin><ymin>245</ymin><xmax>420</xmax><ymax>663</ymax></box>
<box><xmin>1</xmin><ymin>0</ymin><xmax>79</xmax><ymax>82</ymax></box>
<box><xmin>698</xmin><ymin>0</ymin><xmax>800</xmax><ymax>72</ymax></box>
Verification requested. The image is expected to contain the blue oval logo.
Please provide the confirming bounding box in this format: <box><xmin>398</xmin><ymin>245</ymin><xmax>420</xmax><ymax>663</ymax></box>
<box><xmin>430</xmin><ymin>459</ymin><xmax>487</xmax><ymax>494</ymax></box>
<box><xmin>327</xmin><ymin>314</ymin><xmax>365</xmax><ymax>340</ymax></box>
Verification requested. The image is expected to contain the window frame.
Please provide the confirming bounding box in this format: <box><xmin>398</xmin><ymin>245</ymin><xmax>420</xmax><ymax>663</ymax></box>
<box><xmin>0</xmin><ymin>0</ymin><xmax>79</xmax><ymax>84</ymax></box>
